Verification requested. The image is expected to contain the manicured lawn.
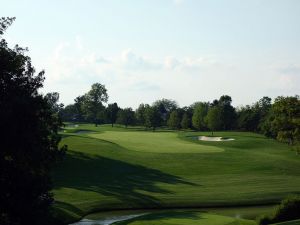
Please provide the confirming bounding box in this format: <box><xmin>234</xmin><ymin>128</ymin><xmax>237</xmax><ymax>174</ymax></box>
<box><xmin>53</xmin><ymin>124</ymin><xmax>300</xmax><ymax>224</ymax></box>
<box><xmin>89</xmin><ymin>130</ymin><xmax>223</xmax><ymax>153</ymax></box>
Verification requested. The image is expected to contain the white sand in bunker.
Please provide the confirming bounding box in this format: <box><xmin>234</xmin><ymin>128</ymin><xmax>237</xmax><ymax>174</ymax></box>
<box><xmin>198</xmin><ymin>136</ymin><xmax>235</xmax><ymax>141</ymax></box>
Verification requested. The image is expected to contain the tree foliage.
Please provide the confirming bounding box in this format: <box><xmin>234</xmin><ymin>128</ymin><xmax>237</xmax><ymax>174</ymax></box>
<box><xmin>192</xmin><ymin>102</ymin><xmax>209</xmax><ymax>130</ymax></box>
<box><xmin>107</xmin><ymin>103</ymin><xmax>120</xmax><ymax>127</ymax></box>
<box><xmin>167</xmin><ymin>110</ymin><xmax>181</xmax><ymax>129</ymax></box>
<box><xmin>269</xmin><ymin>96</ymin><xmax>300</xmax><ymax>145</ymax></box>
<box><xmin>181</xmin><ymin>113</ymin><xmax>191</xmax><ymax>129</ymax></box>
<box><xmin>206</xmin><ymin>106</ymin><xmax>222</xmax><ymax>136</ymax></box>
<box><xmin>0</xmin><ymin>18</ymin><xmax>66</xmax><ymax>225</ymax></box>
<box><xmin>144</xmin><ymin>106</ymin><xmax>161</xmax><ymax>131</ymax></box>
<box><xmin>116</xmin><ymin>107</ymin><xmax>135</xmax><ymax>128</ymax></box>
<box><xmin>152</xmin><ymin>98</ymin><xmax>178</xmax><ymax>125</ymax></box>
<box><xmin>83</xmin><ymin>83</ymin><xmax>108</xmax><ymax>126</ymax></box>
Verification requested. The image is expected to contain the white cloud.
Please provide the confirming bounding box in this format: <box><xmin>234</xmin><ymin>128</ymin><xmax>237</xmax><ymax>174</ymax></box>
<box><xmin>41</xmin><ymin>37</ymin><xmax>300</xmax><ymax>109</ymax></box>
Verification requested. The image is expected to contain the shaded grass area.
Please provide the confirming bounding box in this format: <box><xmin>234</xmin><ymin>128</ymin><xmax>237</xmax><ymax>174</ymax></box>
<box><xmin>272</xmin><ymin>219</ymin><xmax>300</xmax><ymax>225</ymax></box>
<box><xmin>52</xmin><ymin>124</ymin><xmax>300</xmax><ymax>224</ymax></box>
<box><xmin>113</xmin><ymin>210</ymin><xmax>256</xmax><ymax>225</ymax></box>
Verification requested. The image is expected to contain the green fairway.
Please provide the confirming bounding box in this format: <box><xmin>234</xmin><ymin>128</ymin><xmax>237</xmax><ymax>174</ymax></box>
<box><xmin>53</xmin><ymin>124</ymin><xmax>300</xmax><ymax>224</ymax></box>
<box><xmin>89</xmin><ymin>131</ymin><xmax>223</xmax><ymax>153</ymax></box>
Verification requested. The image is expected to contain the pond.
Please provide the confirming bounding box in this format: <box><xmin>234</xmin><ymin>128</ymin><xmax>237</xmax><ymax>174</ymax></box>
<box><xmin>70</xmin><ymin>205</ymin><xmax>275</xmax><ymax>225</ymax></box>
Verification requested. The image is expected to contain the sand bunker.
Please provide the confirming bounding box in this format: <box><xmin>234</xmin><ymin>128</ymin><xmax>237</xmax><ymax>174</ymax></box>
<box><xmin>198</xmin><ymin>136</ymin><xmax>235</xmax><ymax>142</ymax></box>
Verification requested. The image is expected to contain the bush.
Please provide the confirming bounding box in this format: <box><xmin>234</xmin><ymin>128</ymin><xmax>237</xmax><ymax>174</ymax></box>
<box><xmin>257</xmin><ymin>215</ymin><xmax>272</xmax><ymax>225</ymax></box>
<box><xmin>257</xmin><ymin>196</ymin><xmax>300</xmax><ymax>225</ymax></box>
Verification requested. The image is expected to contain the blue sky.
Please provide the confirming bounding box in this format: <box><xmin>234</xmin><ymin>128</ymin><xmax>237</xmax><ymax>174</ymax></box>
<box><xmin>2</xmin><ymin>0</ymin><xmax>300</xmax><ymax>108</ymax></box>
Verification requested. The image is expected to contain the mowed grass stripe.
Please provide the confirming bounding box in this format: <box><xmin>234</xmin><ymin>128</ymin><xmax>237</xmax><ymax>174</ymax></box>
<box><xmin>89</xmin><ymin>131</ymin><xmax>223</xmax><ymax>153</ymax></box>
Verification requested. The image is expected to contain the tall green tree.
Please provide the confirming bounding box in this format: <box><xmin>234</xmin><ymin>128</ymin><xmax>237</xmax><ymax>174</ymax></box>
<box><xmin>206</xmin><ymin>106</ymin><xmax>222</xmax><ymax>136</ymax></box>
<box><xmin>153</xmin><ymin>98</ymin><xmax>178</xmax><ymax>125</ymax></box>
<box><xmin>167</xmin><ymin>110</ymin><xmax>181</xmax><ymax>129</ymax></box>
<box><xmin>181</xmin><ymin>113</ymin><xmax>191</xmax><ymax>129</ymax></box>
<box><xmin>192</xmin><ymin>102</ymin><xmax>209</xmax><ymax>130</ymax></box>
<box><xmin>270</xmin><ymin>96</ymin><xmax>300</xmax><ymax>145</ymax></box>
<box><xmin>218</xmin><ymin>95</ymin><xmax>236</xmax><ymax>130</ymax></box>
<box><xmin>144</xmin><ymin>106</ymin><xmax>161</xmax><ymax>131</ymax></box>
<box><xmin>83</xmin><ymin>83</ymin><xmax>108</xmax><ymax>126</ymax></box>
<box><xmin>136</xmin><ymin>103</ymin><xmax>147</xmax><ymax>126</ymax></box>
<box><xmin>74</xmin><ymin>95</ymin><xmax>86</xmax><ymax>122</ymax></box>
<box><xmin>107</xmin><ymin>103</ymin><xmax>120</xmax><ymax>127</ymax></box>
<box><xmin>0</xmin><ymin>17</ymin><xmax>66</xmax><ymax>225</ymax></box>
<box><xmin>116</xmin><ymin>107</ymin><xmax>135</xmax><ymax>128</ymax></box>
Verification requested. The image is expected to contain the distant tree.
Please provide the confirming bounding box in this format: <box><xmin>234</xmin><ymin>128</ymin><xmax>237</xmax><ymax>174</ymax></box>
<box><xmin>167</xmin><ymin>110</ymin><xmax>181</xmax><ymax>129</ymax></box>
<box><xmin>181</xmin><ymin>113</ymin><xmax>191</xmax><ymax>129</ymax></box>
<box><xmin>206</xmin><ymin>106</ymin><xmax>222</xmax><ymax>136</ymax></box>
<box><xmin>45</xmin><ymin>92</ymin><xmax>64</xmax><ymax>114</ymax></box>
<box><xmin>192</xmin><ymin>102</ymin><xmax>209</xmax><ymax>130</ymax></box>
<box><xmin>0</xmin><ymin>17</ymin><xmax>66</xmax><ymax>225</ymax></box>
<box><xmin>117</xmin><ymin>108</ymin><xmax>135</xmax><ymax>128</ymax></box>
<box><xmin>237</xmin><ymin>105</ymin><xmax>260</xmax><ymax>131</ymax></box>
<box><xmin>60</xmin><ymin>104</ymin><xmax>77</xmax><ymax>121</ymax></box>
<box><xmin>153</xmin><ymin>99</ymin><xmax>178</xmax><ymax>125</ymax></box>
<box><xmin>136</xmin><ymin>103</ymin><xmax>147</xmax><ymax>126</ymax></box>
<box><xmin>270</xmin><ymin>96</ymin><xmax>300</xmax><ymax>145</ymax></box>
<box><xmin>218</xmin><ymin>95</ymin><xmax>236</xmax><ymax>130</ymax></box>
<box><xmin>144</xmin><ymin>106</ymin><xmax>161</xmax><ymax>131</ymax></box>
<box><xmin>74</xmin><ymin>95</ymin><xmax>86</xmax><ymax>122</ymax></box>
<box><xmin>83</xmin><ymin>83</ymin><xmax>108</xmax><ymax>126</ymax></box>
<box><xmin>107</xmin><ymin>103</ymin><xmax>119</xmax><ymax>127</ymax></box>
<box><xmin>237</xmin><ymin>96</ymin><xmax>272</xmax><ymax>132</ymax></box>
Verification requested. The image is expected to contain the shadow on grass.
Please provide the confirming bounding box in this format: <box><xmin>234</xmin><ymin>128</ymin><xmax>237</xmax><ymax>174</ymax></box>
<box><xmin>115</xmin><ymin>210</ymin><xmax>204</xmax><ymax>224</ymax></box>
<box><xmin>54</xmin><ymin>151</ymin><xmax>196</xmax><ymax>207</ymax></box>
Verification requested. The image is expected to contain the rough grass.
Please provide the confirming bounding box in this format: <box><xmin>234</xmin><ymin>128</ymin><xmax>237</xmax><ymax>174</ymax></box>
<box><xmin>53</xmin><ymin>124</ymin><xmax>300</xmax><ymax>223</ymax></box>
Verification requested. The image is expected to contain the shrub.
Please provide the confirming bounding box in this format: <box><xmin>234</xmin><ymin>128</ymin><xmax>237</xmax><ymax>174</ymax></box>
<box><xmin>257</xmin><ymin>195</ymin><xmax>300</xmax><ymax>225</ymax></box>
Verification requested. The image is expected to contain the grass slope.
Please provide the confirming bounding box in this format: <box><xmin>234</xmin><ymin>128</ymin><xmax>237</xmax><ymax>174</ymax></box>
<box><xmin>272</xmin><ymin>219</ymin><xmax>300</xmax><ymax>225</ymax></box>
<box><xmin>113</xmin><ymin>211</ymin><xmax>256</xmax><ymax>225</ymax></box>
<box><xmin>52</xmin><ymin>124</ymin><xmax>300</xmax><ymax>223</ymax></box>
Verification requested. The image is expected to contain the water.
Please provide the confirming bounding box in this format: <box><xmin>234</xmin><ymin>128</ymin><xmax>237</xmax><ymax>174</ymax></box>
<box><xmin>70</xmin><ymin>205</ymin><xmax>275</xmax><ymax>225</ymax></box>
<box><xmin>70</xmin><ymin>214</ymin><xmax>146</xmax><ymax>225</ymax></box>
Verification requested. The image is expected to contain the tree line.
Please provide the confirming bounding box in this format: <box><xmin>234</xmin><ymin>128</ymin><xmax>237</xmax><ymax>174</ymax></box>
<box><xmin>60</xmin><ymin>83</ymin><xmax>300</xmax><ymax>147</ymax></box>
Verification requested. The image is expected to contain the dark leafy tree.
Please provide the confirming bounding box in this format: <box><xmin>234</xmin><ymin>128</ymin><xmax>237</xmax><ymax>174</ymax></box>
<box><xmin>167</xmin><ymin>110</ymin><xmax>181</xmax><ymax>129</ymax></box>
<box><xmin>0</xmin><ymin>17</ymin><xmax>66</xmax><ymax>225</ymax></box>
<box><xmin>218</xmin><ymin>95</ymin><xmax>237</xmax><ymax>130</ymax></box>
<box><xmin>107</xmin><ymin>103</ymin><xmax>120</xmax><ymax>127</ymax></box>
<box><xmin>116</xmin><ymin>107</ymin><xmax>135</xmax><ymax>128</ymax></box>
<box><xmin>83</xmin><ymin>83</ymin><xmax>108</xmax><ymax>126</ymax></box>
<box><xmin>153</xmin><ymin>98</ymin><xmax>178</xmax><ymax>125</ymax></box>
<box><xmin>60</xmin><ymin>104</ymin><xmax>77</xmax><ymax>122</ymax></box>
<box><xmin>73</xmin><ymin>95</ymin><xmax>86</xmax><ymax>122</ymax></box>
<box><xmin>135</xmin><ymin>103</ymin><xmax>147</xmax><ymax>126</ymax></box>
<box><xmin>144</xmin><ymin>106</ymin><xmax>161</xmax><ymax>131</ymax></box>
<box><xmin>181</xmin><ymin>112</ymin><xmax>191</xmax><ymax>129</ymax></box>
<box><xmin>270</xmin><ymin>96</ymin><xmax>300</xmax><ymax>145</ymax></box>
<box><xmin>206</xmin><ymin>106</ymin><xmax>222</xmax><ymax>136</ymax></box>
<box><xmin>237</xmin><ymin>105</ymin><xmax>260</xmax><ymax>131</ymax></box>
<box><xmin>192</xmin><ymin>102</ymin><xmax>209</xmax><ymax>130</ymax></box>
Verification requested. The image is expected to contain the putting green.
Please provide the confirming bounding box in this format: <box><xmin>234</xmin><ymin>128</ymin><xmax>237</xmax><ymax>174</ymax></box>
<box><xmin>88</xmin><ymin>131</ymin><xmax>223</xmax><ymax>153</ymax></box>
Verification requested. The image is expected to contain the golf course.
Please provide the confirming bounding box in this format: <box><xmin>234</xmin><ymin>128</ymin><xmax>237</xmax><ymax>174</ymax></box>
<box><xmin>52</xmin><ymin>124</ymin><xmax>300</xmax><ymax>225</ymax></box>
